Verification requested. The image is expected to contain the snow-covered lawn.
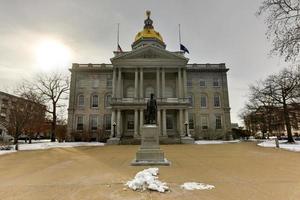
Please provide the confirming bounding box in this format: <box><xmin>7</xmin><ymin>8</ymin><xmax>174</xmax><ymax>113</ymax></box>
<box><xmin>195</xmin><ymin>140</ymin><xmax>240</xmax><ymax>145</ymax></box>
<box><xmin>181</xmin><ymin>182</ymin><xmax>215</xmax><ymax>190</ymax></box>
<box><xmin>258</xmin><ymin>139</ymin><xmax>300</xmax><ymax>152</ymax></box>
<box><xmin>0</xmin><ymin>140</ymin><xmax>105</xmax><ymax>155</ymax></box>
<box><xmin>125</xmin><ymin>168</ymin><xmax>169</xmax><ymax>193</ymax></box>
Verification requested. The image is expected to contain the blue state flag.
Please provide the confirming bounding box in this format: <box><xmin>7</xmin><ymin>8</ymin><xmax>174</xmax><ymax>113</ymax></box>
<box><xmin>180</xmin><ymin>43</ymin><xmax>189</xmax><ymax>54</ymax></box>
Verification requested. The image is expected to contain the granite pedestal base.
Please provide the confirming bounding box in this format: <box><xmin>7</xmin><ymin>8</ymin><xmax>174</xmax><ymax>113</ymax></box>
<box><xmin>131</xmin><ymin>125</ymin><xmax>170</xmax><ymax>166</ymax></box>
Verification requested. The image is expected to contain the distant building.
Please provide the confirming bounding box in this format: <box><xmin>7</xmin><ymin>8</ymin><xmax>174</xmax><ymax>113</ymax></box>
<box><xmin>0</xmin><ymin>91</ymin><xmax>47</xmax><ymax>141</ymax></box>
<box><xmin>67</xmin><ymin>11</ymin><xmax>232</xmax><ymax>142</ymax></box>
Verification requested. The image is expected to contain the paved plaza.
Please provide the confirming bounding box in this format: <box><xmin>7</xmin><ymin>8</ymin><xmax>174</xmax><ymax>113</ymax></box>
<box><xmin>0</xmin><ymin>142</ymin><xmax>299</xmax><ymax>200</ymax></box>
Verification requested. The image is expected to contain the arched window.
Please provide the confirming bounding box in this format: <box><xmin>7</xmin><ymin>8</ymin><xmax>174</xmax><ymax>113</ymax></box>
<box><xmin>200</xmin><ymin>94</ymin><xmax>207</xmax><ymax>108</ymax></box>
<box><xmin>145</xmin><ymin>86</ymin><xmax>155</xmax><ymax>98</ymax></box>
<box><xmin>78</xmin><ymin>95</ymin><xmax>84</xmax><ymax>106</ymax></box>
<box><xmin>91</xmin><ymin>94</ymin><xmax>99</xmax><ymax>108</ymax></box>
<box><xmin>165</xmin><ymin>86</ymin><xmax>175</xmax><ymax>98</ymax></box>
<box><xmin>213</xmin><ymin>94</ymin><xmax>221</xmax><ymax>108</ymax></box>
<box><xmin>125</xmin><ymin>86</ymin><xmax>135</xmax><ymax>98</ymax></box>
<box><xmin>105</xmin><ymin>94</ymin><xmax>112</xmax><ymax>107</ymax></box>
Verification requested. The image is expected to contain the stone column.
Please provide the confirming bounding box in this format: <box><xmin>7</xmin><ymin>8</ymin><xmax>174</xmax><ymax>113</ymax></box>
<box><xmin>156</xmin><ymin>68</ymin><xmax>160</xmax><ymax>98</ymax></box>
<box><xmin>140</xmin><ymin>68</ymin><xmax>144</xmax><ymax>100</ymax></box>
<box><xmin>140</xmin><ymin>109</ymin><xmax>144</xmax><ymax>132</ymax></box>
<box><xmin>179</xmin><ymin>109</ymin><xmax>183</xmax><ymax>136</ymax></box>
<box><xmin>110</xmin><ymin>110</ymin><xmax>116</xmax><ymax>137</ymax></box>
<box><xmin>118</xmin><ymin>68</ymin><xmax>122</xmax><ymax>98</ymax></box>
<box><xmin>184</xmin><ymin>109</ymin><xmax>190</xmax><ymax>136</ymax></box>
<box><xmin>161</xmin><ymin>68</ymin><xmax>165</xmax><ymax>98</ymax></box>
<box><xmin>157</xmin><ymin>109</ymin><xmax>161</xmax><ymax>135</ymax></box>
<box><xmin>162</xmin><ymin>109</ymin><xmax>167</xmax><ymax>136</ymax></box>
<box><xmin>178</xmin><ymin>68</ymin><xmax>182</xmax><ymax>98</ymax></box>
<box><xmin>134</xmin><ymin>109</ymin><xmax>138</xmax><ymax>137</ymax></box>
<box><xmin>183</xmin><ymin>68</ymin><xmax>187</xmax><ymax>97</ymax></box>
<box><xmin>117</xmin><ymin>109</ymin><xmax>121</xmax><ymax>137</ymax></box>
<box><xmin>134</xmin><ymin>68</ymin><xmax>138</xmax><ymax>99</ymax></box>
<box><xmin>112</xmin><ymin>68</ymin><xmax>117</xmax><ymax>98</ymax></box>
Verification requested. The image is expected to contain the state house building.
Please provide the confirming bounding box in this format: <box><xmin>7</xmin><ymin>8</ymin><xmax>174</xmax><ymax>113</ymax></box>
<box><xmin>67</xmin><ymin>12</ymin><xmax>232</xmax><ymax>143</ymax></box>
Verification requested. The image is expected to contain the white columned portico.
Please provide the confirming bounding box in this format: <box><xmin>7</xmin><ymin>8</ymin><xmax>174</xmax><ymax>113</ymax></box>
<box><xmin>185</xmin><ymin>109</ymin><xmax>190</xmax><ymax>136</ymax></box>
<box><xmin>140</xmin><ymin>68</ymin><xmax>144</xmax><ymax>99</ymax></box>
<box><xmin>162</xmin><ymin>109</ymin><xmax>167</xmax><ymax>136</ymax></box>
<box><xmin>156</xmin><ymin>68</ymin><xmax>160</xmax><ymax>98</ymax></box>
<box><xmin>179</xmin><ymin>109</ymin><xmax>183</xmax><ymax>136</ymax></box>
<box><xmin>134</xmin><ymin>68</ymin><xmax>138</xmax><ymax>99</ymax></box>
<box><xmin>139</xmin><ymin>109</ymin><xmax>144</xmax><ymax>131</ymax></box>
<box><xmin>183</xmin><ymin>68</ymin><xmax>187</xmax><ymax>97</ymax></box>
<box><xmin>134</xmin><ymin>109</ymin><xmax>138</xmax><ymax>137</ymax></box>
<box><xmin>117</xmin><ymin>68</ymin><xmax>122</xmax><ymax>98</ymax></box>
<box><xmin>112</xmin><ymin>68</ymin><xmax>117</xmax><ymax>97</ymax></box>
<box><xmin>178</xmin><ymin>68</ymin><xmax>182</xmax><ymax>98</ymax></box>
<box><xmin>161</xmin><ymin>68</ymin><xmax>165</xmax><ymax>98</ymax></box>
<box><xmin>110</xmin><ymin>110</ymin><xmax>116</xmax><ymax>137</ymax></box>
<box><xmin>157</xmin><ymin>109</ymin><xmax>161</xmax><ymax>135</ymax></box>
<box><xmin>117</xmin><ymin>109</ymin><xmax>121</xmax><ymax>137</ymax></box>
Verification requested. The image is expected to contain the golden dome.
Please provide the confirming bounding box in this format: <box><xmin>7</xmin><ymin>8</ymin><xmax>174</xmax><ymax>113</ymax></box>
<box><xmin>134</xmin><ymin>10</ymin><xmax>164</xmax><ymax>42</ymax></box>
<box><xmin>134</xmin><ymin>28</ymin><xmax>163</xmax><ymax>42</ymax></box>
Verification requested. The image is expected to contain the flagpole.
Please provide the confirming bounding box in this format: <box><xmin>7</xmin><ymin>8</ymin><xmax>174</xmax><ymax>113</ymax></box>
<box><xmin>178</xmin><ymin>24</ymin><xmax>181</xmax><ymax>50</ymax></box>
<box><xmin>117</xmin><ymin>23</ymin><xmax>120</xmax><ymax>51</ymax></box>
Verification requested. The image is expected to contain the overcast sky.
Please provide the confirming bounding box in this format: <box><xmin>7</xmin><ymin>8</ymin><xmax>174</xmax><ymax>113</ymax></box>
<box><xmin>0</xmin><ymin>0</ymin><xmax>289</xmax><ymax>124</ymax></box>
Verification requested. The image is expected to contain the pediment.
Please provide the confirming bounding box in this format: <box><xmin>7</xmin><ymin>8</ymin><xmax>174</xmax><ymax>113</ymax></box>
<box><xmin>111</xmin><ymin>45</ymin><xmax>188</xmax><ymax>62</ymax></box>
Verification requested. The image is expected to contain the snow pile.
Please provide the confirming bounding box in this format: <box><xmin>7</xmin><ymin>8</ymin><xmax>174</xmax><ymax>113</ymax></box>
<box><xmin>181</xmin><ymin>182</ymin><xmax>215</xmax><ymax>190</ymax></box>
<box><xmin>125</xmin><ymin>168</ymin><xmax>169</xmax><ymax>193</ymax></box>
<box><xmin>0</xmin><ymin>140</ymin><xmax>105</xmax><ymax>156</ymax></box>
<box><xmin>18</xmin><ymin>141</ymin><xmax>105</xmax><ymax>151</ymax></box>
<box><xmin>258</xmin><ymin>139</ymin><xmax>300</xmax><ymax>152</ymax></box>
<box><xmin>195</xmin><ymin>140</ymin><xmax>240</xmax><ymax>145</ymax></box>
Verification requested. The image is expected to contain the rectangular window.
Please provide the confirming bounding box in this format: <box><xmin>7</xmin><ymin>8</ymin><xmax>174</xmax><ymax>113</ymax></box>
<box><xmin>90</xmin><ymin>115</ymin><xmax>98</xmax><ymax>131</ymax></box>
<box><xmin>214</xmin><ymin>95</ymin><xmax>221</xmax><ymax>107</ymax></box>
<box><xmin>77</xmin><ymin>116</ymin><xmax>84</xmax><ymax>131</ymax></box>
<box><xmin>78</xmin><ymin>95</ymin><xmax>84</xmax><ymax>106</ymax></box>
<box><xmin>200</xmin><ymin>95</ymin><xmax>207</xmax><ymax>108</ymax></box>
<box><xmin>92</xmin><ymin>95</ymin><xmax>98</xmax><ymax>108</ymax></box>
<box><xmin>199</xmin><ymin>80</ymin><xmax>206</xmax><ymax>87</ymax></box>
<box><xmin>127</xmin><ymin>114</ymin><xmax>134</xmax><ymax>130</ymax></box>
<box><xmin>187</xmin><ymin>80</ymin><xmax>192</xmax><ymax>87</ymax></box>
<box><xmin>201</xmin><ymin>116</ymin><xmax>208</xmax><ymax>130</ymax></box>
<box><xmin>106</xmin><ymin>78</ymin><xmax>112</xmax><ymax>88</ymax></box>
<box><xmin>213</xmin><ymin>78</ymin><xmax>220</xmax><ymax>87</ymax></box>
<box><xmin>188</xmin><ymin>113</ymin><xmax>194</xmax><ymax>129</ymax></box>
<box><xmin>104</xmin><ymin>114</ymin><xmax>111</xmax><ymax>130</ymax></box>
<box><xmin>216</xmin><ymin>115</ymin><xmax>222</xmax><ymax>129</ymax></box>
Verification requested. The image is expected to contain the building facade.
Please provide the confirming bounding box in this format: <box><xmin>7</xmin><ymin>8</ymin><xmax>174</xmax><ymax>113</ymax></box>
<box><xmin>67</xmin><ymin>12</ymin><xmax>231</xmax><ymax>142</ymax></box>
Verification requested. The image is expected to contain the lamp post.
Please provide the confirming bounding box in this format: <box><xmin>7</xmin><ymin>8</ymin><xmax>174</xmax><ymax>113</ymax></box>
<box><xmin>184</xmin><ymin>121</ymin><xmax>189</xmax><ymax>137</ymax></box>
<box><xmin>113</xmin><ymin>122</ymin><xmax>116</xmax><ymax>138</ymax></box>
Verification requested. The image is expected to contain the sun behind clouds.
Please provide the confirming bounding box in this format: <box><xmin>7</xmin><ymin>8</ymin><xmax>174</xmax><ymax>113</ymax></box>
<box><xmin>34</xmin><ymin>38</ymin><xmax>71</xmax><ymax>72</ymax></box>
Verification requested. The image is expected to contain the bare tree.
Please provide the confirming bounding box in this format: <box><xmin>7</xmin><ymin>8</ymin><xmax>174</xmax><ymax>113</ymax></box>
<box><xmin>31</xmin><ymin>73</ymin><xmax>69</xmax><ymax>142</ymax></box>
<box><xmin>262</xmin><ymin>66</ymin><xmax>300</xmax><ymax>142</ymax></box>
<box><xmin>257</xmin><ymin>0</ymin><xmax>300</xmax><ymax>61</ymax></box>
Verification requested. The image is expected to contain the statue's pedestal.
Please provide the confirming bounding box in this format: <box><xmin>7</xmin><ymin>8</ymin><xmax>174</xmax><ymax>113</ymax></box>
<box><xmin>131</xmin><ymin>125</ymin><xmax>170</xmax><ymax>166</ymax></box>
<box><xmin>107</xmin><ymin>137</ymin><xmax>120</xmax><ymax>145</ymax></box>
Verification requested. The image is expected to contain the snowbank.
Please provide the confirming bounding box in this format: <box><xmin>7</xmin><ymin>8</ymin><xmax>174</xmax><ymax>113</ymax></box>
<box><xmin>181</xmin><ymin>182</ymin><xmax>215</xmax><ymax>190</ymax></box>
<box><xmin>195</xmin><ymin>140</ymin><xmax>240</xmax><ymax>145</ymax></box>
<box><xmin>125</xmin><ymin>168</ymin><xmax>169</xmax><ymax>193</ymax></box>
<box><xmin>0</xmin><ymin>140</ymin><xmax>105</xmax><ymax>155</ymax></box>
<box><xmin>258</xmin><ymin>139</ymin><xmax>300</xmax><ymax>152</ymax></box>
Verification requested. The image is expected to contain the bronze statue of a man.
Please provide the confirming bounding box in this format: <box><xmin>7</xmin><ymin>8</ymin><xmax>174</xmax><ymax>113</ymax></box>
<box><xmin>146</xmin><ymin>93</ymin><xmax>157</xmax><ymax>124</ymax></box>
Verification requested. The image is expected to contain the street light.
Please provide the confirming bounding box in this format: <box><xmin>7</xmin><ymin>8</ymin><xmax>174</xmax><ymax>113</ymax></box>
<box><xmin>113</xmin><ymin>122</ymin><xmax>116</xmax><ymax>138</ymax></box>
<box><xmin>184</xmin><ymin>121</ymin><xmax>189</xmax><ymax>137</ymax></box>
